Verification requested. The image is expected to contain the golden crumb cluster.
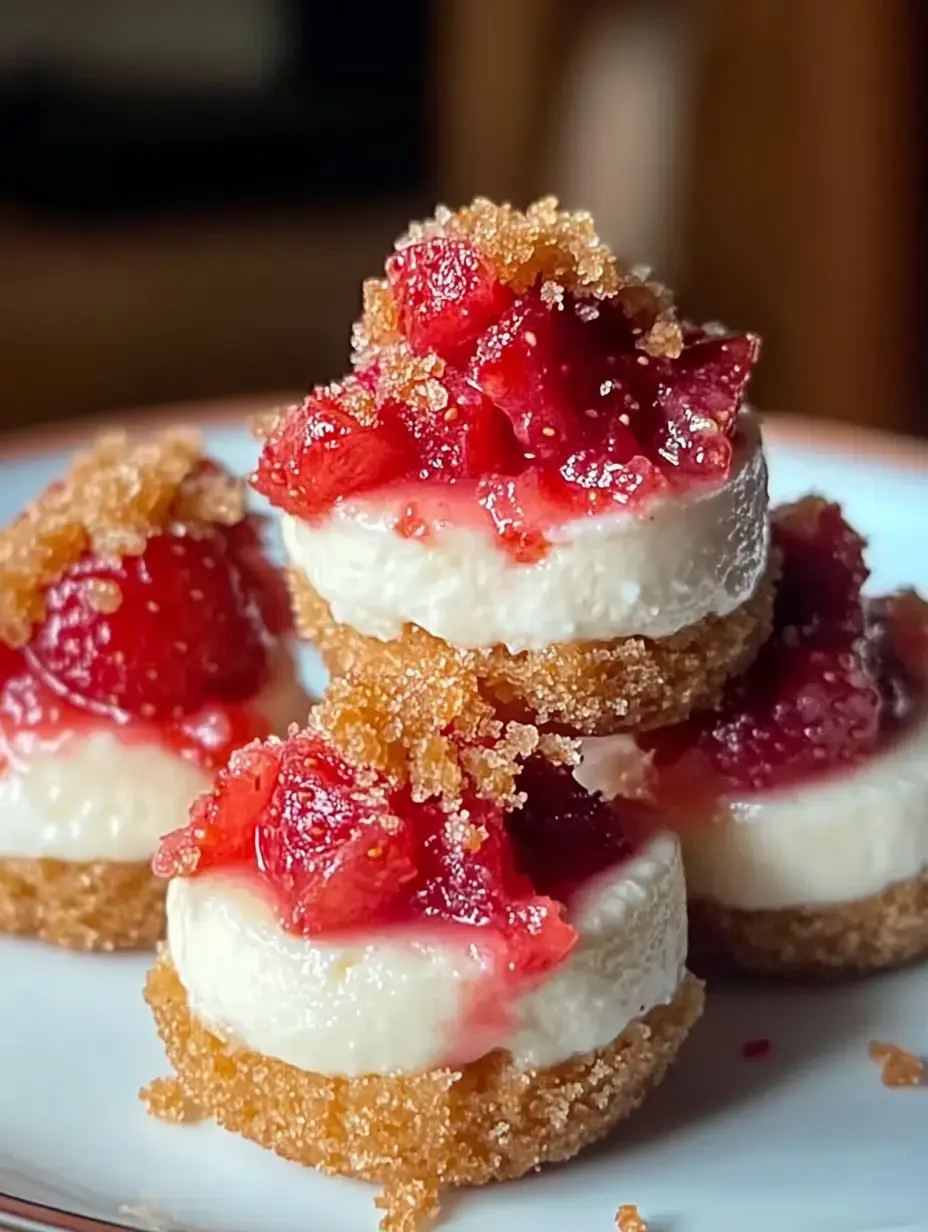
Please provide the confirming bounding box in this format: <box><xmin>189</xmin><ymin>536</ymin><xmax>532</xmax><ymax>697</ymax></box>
<box><xmin>313</xmin><ymin>657</ymin><xmax>576</xmax><ymax>811</ymax></box>
<box><xmin>868</xmin><ymin>1040</ymin><xmax>925</xmax><ymax>1088</ymax></box>
<box><xmin>0</xmin><ymin>428</ymin><xmax>247</xmax><ymax>647</ymax></box>
<box><xmin>144</xmin><ymin>954</ymin><xmax>704</xmax><ymax>1232</ymax></box>
<box><xmin>350</xmin><ymin>195</ymin><xmax>682</xmax><ymax>412</ymax></box>
<box><xmin>616</xmin><ymin>1205</ymin><xmax>649</xmax><ymax>1232</ymax></box>
<box><xmin>400</xmin><ymin>195</ymin><xmax>653</xmax><ymax>300</ymax></box>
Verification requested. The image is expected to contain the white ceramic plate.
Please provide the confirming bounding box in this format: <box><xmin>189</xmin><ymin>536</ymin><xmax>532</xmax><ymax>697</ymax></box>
<box><xmin>1</xmin><ymin>416</ymin><xmax>926</xmax><ymax>1232</ymax></box>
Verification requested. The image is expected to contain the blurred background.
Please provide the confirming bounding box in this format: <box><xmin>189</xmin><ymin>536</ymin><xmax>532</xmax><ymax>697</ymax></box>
<box><xmin>0</xmin><ymin>0</ymin><xmax>922</xmax><ymax>438</ymax></box>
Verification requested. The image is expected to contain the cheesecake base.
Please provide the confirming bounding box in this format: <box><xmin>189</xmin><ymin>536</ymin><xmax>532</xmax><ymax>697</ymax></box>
<box><xmin>143</xmin><ymin>952</ymin><xmax>704</xmax><ymax>1232</ymax></box>
<box><xmin>0</xmin><ymin>856</ymin><xmax>165</xmax><ymax>951</ymax></box>
<box><xmin>688</xmin><ymin>869</ymin><xmax>928</xmax><ymax>979</ymax></box>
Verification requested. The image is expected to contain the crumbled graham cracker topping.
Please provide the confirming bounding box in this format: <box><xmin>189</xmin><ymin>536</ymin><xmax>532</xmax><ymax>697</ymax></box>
<box><xmin>0</xmin><ymin>428</ymin><xmax>248</xmax><ymax>647</ymax></box>
<box><xmin>347</xmin><ymin>195</ymin><xmax>683</xmax><ymax>415</ymax></box>
<box><xmin>352</xmin><ymin>276</ymin><xmax>402</xmax><ymax>365</ymax></box>
<box><xmin>311</xmin><ymin>663</ymin><xmax>579</xmax><ymax>810</ymax></box>
<box><xmin>375</xmin><ymin>346</ymin><xmax>448</xmax><ymax>415</ymax></box>
<box><xmin>869</xmin><ymin>1040</ymin><xmax>925</xmax><ymax>1088</ymax></box>
<box><xmin>397</xmin><ymin>196</ymin><xmax>629</xmax><ymax>297</ymax></box>
<box><xmin>616</xmin><ymin>1204</ymin><xmax>649</xmax><ymax>1232</ymax></box>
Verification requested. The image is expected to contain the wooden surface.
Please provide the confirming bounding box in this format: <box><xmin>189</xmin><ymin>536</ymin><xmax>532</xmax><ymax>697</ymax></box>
<box><xmin>685</xmin><ymin>0</ymin><xmax>915</xmax><ymax>433</ymax></box>
<box><xmin>0</xmin><ymin>200</ymin><xmax>421</xmax><ymax>431</ymax></box>
<box><xmin>435</xmin><ymin>0</ymin><xmax>919</xmax><ymax>435</ymax></box>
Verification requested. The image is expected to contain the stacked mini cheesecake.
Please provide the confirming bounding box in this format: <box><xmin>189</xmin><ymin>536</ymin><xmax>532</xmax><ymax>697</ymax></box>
<box><xmin>144</xmin><ymin>198</ymin><xmax>928</xmax><ymax>1231</ymax></box>
<box><xmin>0</xmin><ymin>431</ymin><xmax>307</xmax><ymax>951</ymax></box>
<box><xmin>249</xmin><ymin>197</ymin><xmax>928</xmax><ymax>980</ymax></box>
<box><xmin>634</xmin><ymin>498</ymin><xmax>928</xmax><ymax>976</ymax></box>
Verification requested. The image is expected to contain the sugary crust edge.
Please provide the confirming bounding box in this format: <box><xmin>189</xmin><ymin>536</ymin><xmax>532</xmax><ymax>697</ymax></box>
<box><xmin>143</xmin><ymin>954</ymin><xmax>704</xmax><ymax>1232</ymax></box>
<box><xmin>688</xmin><ymin>868</ymin><xmax>928</xmax><ymax>978</ymax></box>
<box><xmin>288</xmin><ymin>557</ymin><xmax>778</xmax><ymax>736</ymax></box>
<box><xmin>0</xmin><ymin>856</ymin><xmax>165</xmax><ymax>951</ymax></box>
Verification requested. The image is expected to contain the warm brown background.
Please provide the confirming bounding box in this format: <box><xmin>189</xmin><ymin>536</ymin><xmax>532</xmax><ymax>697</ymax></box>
<box><xmin>0</xmin><ymin>0</ymin><xmax>921</xmax><ymax>438</ymax></box>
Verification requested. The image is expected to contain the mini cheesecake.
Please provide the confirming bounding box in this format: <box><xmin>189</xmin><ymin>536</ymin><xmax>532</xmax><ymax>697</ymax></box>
<box><xmin>144</xmin><ymin>723</ymin><xmax>702</xmax><ymax>1232</ymax></box>
<box><xmin>0</xmin><ymin>430</ymin><xmax>309</xmax><ymax>950</ymax></box>
<box><xmin>634</xmin><ymin>498</ymin><xmax>928</xmax><ymax>977</ymax></box>
<box><xmin>254</xmin><ymin>197</ymin><xmax>773</xmax><ymax>736</ymax></box>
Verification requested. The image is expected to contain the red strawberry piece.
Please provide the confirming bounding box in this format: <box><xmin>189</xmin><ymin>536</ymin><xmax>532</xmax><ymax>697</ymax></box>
<box><xmin>154</xmin><ymin>739</ymin><xmax>283</xmax><ymax>877</ymax></box>
<box><xmin>386</xmin><ymin>238</ymin><xmax>514</xmax><ymax>365</ymax></box>
<box><xmin>392</xmin><ymin>375</ymin><xmax>526</xmax><ymax>480</ymax></box>
<box><xmin>225</xmin><ymin>517</ymin><xmax>293</xmax><ymax>637</ymax></box>
<box><xmin>650</xmin><ymin>332</ymin><xmax>760</xmax><ymax>477</ymax></box>
<box><xmin>639</xmin><ymin>499</ymin><xmax>892</xmax><ymax>796</ymax></box>
<box><xmin>470</xmin><ymin>291</ymin><xmax>660</xmax><ymax>465</ymax></box>
<box><xmin>505</xmin><ymin>756</ymin><xmax>643</xmax><ymax>903</ymax></box>
<box><xmin>253</xmin><ymin>387</ymin><xmax>413</xmax><ymax>519</ymax></box>
<box><xmin>25</xmin><ymin>529</ymin><xmax>273</xmax><ymax>721</ymax></box>
<box><xmin>772</xmin><ymin>498</ymin><xmax>868</xmax><ymax>638</ymax></box>
<box><xmin>469</xmin><ymin>292</ymin><xmax>579</xmax><ymax>462</ymax></box>
<box><xmin>253</xmin><ymin>734</ymin><xmax>419</xmax><ymax>933</ymax></box>
<box><xmin>0</xmin><ymin>640</ymin><xmax>23</xmax><ymax>692</ymax></box>
<box><xmin>414</xmin><ymin>794</ymin><xmax>576</xmax><ymax>977</ymax></box>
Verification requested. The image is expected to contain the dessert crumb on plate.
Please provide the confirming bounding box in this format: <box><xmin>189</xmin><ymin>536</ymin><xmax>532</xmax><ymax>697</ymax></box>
<box><xmin>868</xmin><ymin>1040</ymin><xmax>925</xmax><ymax>1088</ymax></box>
<box><xmin>616</xmin><ymin>1204</ymin><xmax>649</xmax><ymax>1232</ymax></box>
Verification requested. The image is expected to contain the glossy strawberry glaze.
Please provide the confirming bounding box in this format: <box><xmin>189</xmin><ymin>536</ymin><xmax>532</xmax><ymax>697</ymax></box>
<box><xmin>0</xmin><ymin>515</ymin><xmax>292</xmax><ymax>781</ymax></box>
<box><xmin>638</xmin><ymin>501</ymin><xmax>928</xmax><ymax>801</ymax></box>
<box><xmin>254</xmin><ymin>237</ymin><xmax>760</xmax><ymax>562</ymax></box>
<box><xmin>0</xmin><ymin>650</ymin><xmax>270</xmax><ymax>779</ymax></box>
<box><xmin>155</xmin><ymin>734</ymin><xmax>657</xmax><ymax>1017</ymax></box>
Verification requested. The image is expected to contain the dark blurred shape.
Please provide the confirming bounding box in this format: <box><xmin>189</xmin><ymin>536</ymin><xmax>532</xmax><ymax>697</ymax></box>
<box><xmin>0</xmin><ymin>0</ymin><xmax>430</xmax><ymax>432</ymax></box>
<box><xmin>0</xmin><ymin>0</ymin><xmax>922</xmax><ymax>441</ymax></box>
<box><xmin>0</xmin><ymin>1</ymin><xmax>426</xmax><ymax>214</ymax></box>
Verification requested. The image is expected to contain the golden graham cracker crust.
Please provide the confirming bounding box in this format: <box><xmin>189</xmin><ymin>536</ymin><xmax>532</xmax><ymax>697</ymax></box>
<box><xmin>143</xmin><ymin>953</ymin><xmax>704</xmax><ymax>1232</ymax></box>
<box><xmin>688</xmin><ymin>869</ymin><xmax>928</xmax><ymax>978</ymax></box>
<box><xmin>288</xmin><ymin>558</ymin><xmax>777</xmax><ymax>738</ymax></box>
<box><xmin>0</xmin><ymin>856</ymin><xmax>165</xmax><ymax>951</ymax></box>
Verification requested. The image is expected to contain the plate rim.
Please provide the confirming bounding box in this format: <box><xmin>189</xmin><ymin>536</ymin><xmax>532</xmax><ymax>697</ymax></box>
<box><xmin>1</xmin><ymin>399</ymin><xmax>927</xmax><ymax>474</ymax></box>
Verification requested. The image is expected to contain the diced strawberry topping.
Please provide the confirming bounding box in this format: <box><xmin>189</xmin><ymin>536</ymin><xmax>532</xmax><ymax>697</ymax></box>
<box><xmin>506</xmin><ymin>755</ymin><xmax>652</xmax><ymax>902</ymax></box>
<box><xmin>154</xmin><ymin>739</ymin><xmax>282</xmax><ymax>876</ymax></box>
<box><xmin>469</xmin><ymin>291</ymin><xmax>583</xmax><ymax>461</ymax></box>
<box><xmin>255</xmin><ymin>234</ymin><xmax>761</xmax><ymax>558</ymax></box>
<box><xmin>639</xmin><ymin>499</ymin><xmax>927</xmax><ymax>797</ymax></box>
<box><xmin>648</xmin><ymin>331</ymin><xmax>760</xmax><ymax>477</ymax></box>
<box><xmin>386</xmin><ymin>238</ymin><xmax>515</xmax><ymax>365</ymax></box>
<box><xmin>156</xmin><ymin>730</ymin><xmax>634</xmax><ymax>987</ymax></box>
<box><xmin>24</xmin><ymin>523</ymin><xmax>278</xmax><ymax>722</ymax></box>
<box><xmin>224</xmin><ymin>517</ymin><xmax>293</xmax><ymax>638</ymax></box>
<box><xmin>254</xmin><ymin>386</ymin><xmax>413</xmax><ymax>519</ymax></box>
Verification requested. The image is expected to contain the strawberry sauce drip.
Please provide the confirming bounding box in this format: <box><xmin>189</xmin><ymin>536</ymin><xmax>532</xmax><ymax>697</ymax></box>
<box><xmin>254</xmin><ymin>238</ymin><xmax>760</xmax><ymax>559</ymax></box>
<box><xmin>0</xmin><ymin>646</ymin><xmax>271</xmax><ymax>777</ymax></box>
<box><xmin>639</xmin><ymin>499</ymin><xmax>928</xmax><ymax>800</ymax></box>
<box><xmin>155</xmin><ymin>737</ymin><xmax>650</xmax><ymax>1008</ymax></box>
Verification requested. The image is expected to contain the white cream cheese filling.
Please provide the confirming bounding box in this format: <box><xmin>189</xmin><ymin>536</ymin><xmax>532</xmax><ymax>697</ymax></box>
<box><xmin>577</xmin><ymin>718</ymin><xmax>928</xmax><ymax>912</ymax></box>
<box><xmin>0</xmin><ymin>648</ymin><xmax>309</xmax><ymax>864</ymax></box>
<box><xmin>166</xmin><ymin>832</ymin><xmax>687</xmax><ymax>1077</ymax></box>
<box><xmin>680</xmin><ymin>715</ymin><xmax>928</xmax><ymax>910</ymax></box>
